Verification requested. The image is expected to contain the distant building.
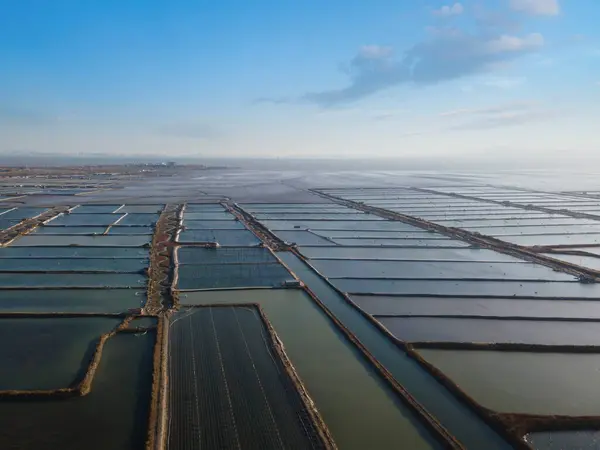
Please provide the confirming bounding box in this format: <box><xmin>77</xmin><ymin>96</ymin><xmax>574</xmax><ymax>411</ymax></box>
<box><xmin>167</xmin><ymin>161</ymin><xmax>176</xmax><ymax>168</ymax></box>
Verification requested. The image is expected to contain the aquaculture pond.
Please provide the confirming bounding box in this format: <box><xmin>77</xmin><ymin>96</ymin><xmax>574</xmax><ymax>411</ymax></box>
<box><xmin>418</xmin><ymin>350</ymin><xmax>600</xmax><ymax>415</ymax></box>
<box><xmin>0</xmin><ymin>331</ymin><xmax>154</xmax><ymax>450</ymax></box>
<box><xmin>179</xmin><ymin>289</ymin><xmax>442</xmax><ymax>450</ymax></box>
<box><xmin>168</xmin><ymin>305</ymin><xmax>332</xmax><ymax>450</ymax></box>
<box><xmin>0</xmin><ymin>289</ymin><xmax>145</xmax><ymax>313</ymax></box>
<box><xmin>0</xmin><ymin>317</ymin><xmax>121</xmax><ymax>390</ymax></box>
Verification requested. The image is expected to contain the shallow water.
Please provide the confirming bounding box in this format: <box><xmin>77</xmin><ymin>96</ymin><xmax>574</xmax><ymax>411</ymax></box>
<box><xmin>177</xmin><ymin>263</ymin><xmax>292</xmax><ymax>289</ymax></box>
<box><xmin>71</xmin><ymin>205</ymin><xmax>122</xmax><ymax>213</ymax></box>
<box><xmin>183</xmin><ymin>219</ymin><xmax>245</xmax><ymax>229</ymax></box>
<box><xmin>48</xmin><ymin>213</ymin><xmax>124</xmax><ymax>226</ymax></box>
<box><xmin>179</xmin><ymin>289</ymin><xmax>441</xmax><ymax>450</ymax></box>
<box><xmin>332</xmin><ymin>279</ymin><xmax>599</xmax><ymax>297</ymax></box>
<box><xmin>299</xmin><ymin>246</ymin><xmax>519</xmax><ymax>261</ymax></box>
<box><xmin>177</xmin><ymin>246</ymin><xmax>276</xmax><ymax>264</ymax></box>
<box><xmin>419</xmin><ymin>350</ymin><xmax>600</xmax><ymax>415</ymax></box>
<box><xmin>117</xmin><ymin>204</ymin><xmax>164</xmax><ymax>213</ymax></box>
<box><xmin>352</xmin><ymin>295</ymin><xmax>600</xmax><ymax>319</ymax></box>
<box><xmin>117</xmin><ymin>214</ymin><xmax>159</xmax><ymax>226</ymax></box>
<box><xmin>548</xmin><ymin>253</ymin><xmax>600</xmax><ymax>270</ymax></box>
<box><xmin>0</xmin><ymin>258</ymin><xmax>146</xmax><ymax>272</ymax></box>
<box><xmin>0</xmin><ymin>246</ymin><xmax>149</xmax><ymax>258</ymax></box>
<box><xmin>0</xmin><ymin>273</ymin><xmax>146</xmax><ymax>288</ymax></box>
<box><xmin>312</xmin><ymin>260</ymin><xmax>573</xmax><ymax>281</ymax></box>
<box><xmin>33</xmin><ymin>226</ymin><xmax>108</xmax><ymax>235</ymax></box>
<box><xmin>380</xmin><ymin>316</ymin><xmax>600</xmax><ymax>345</ymax></box>
<box><xmin>168</xmin><ymin>306</ymin><xmax>329</xmax><ymax>449</ymax></box>
<box><xmin>0</xmin><ymin>289</ymin><xmax>145</xmax><ymax>313</ymax></box>
<box><xmin>184</xmin><ymin>204</ymin><xmax>226</xmax><ymax>213</ymax></box>
<box><xmin>331</xmin><ymin>238</ymin><xmax>471</xmax><ymax>247</ymax></box>
<box><xmin>311</xmin><ymin>230</ymin><xmax>446</xmax><ymax>239</ymax></box>
<box><xmin>526</xmin><ymin>431</ymin><xmax>600</xmax><ymax>450</ymax></box>
<box><xmin>273</xmin><ymin>230</ymin><xmax>334</xmax><ymax>246</ymax></box>
<box><xmin>177</xmin><ymin>229</ymin><xmax>259</xmax><ymax>246</ymax></box>
<box><xmin>277</xmin><ymin>253</ymin><xmax>511</xmax><ymax>449</ymax></box>
<box><xmin>0</xmin><ymin>331</ymin><xmax>154</xmax><ymax>450</ymax></box>
<box><xmin>9</xmin><ymin>234</ymin><xmax>151</xmax><ymax>247</ymax></box>
<box><xmin>504</xmin><ymin>233</ymin><xmax>600</xmax><ymax>246</ymax></box>
<box><xmin>183</xmin><ymin>212</ymin><xmax>234</xmax><ymax>220</ymax></box>
<box><xmin>261</xmin><ymin>219</ymin><xmax>421</xmax><ymax>231</ymax></box>
<box><xmin>0</xmin><ymin>317</ymin><xmax>120</xmax><ymax>390</ymax></box>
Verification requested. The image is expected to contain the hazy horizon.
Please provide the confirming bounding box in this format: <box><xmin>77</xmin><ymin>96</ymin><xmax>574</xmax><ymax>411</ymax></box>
<box><xmin>1</xmin><ymin>0</ymin><xmax>599</xmax><ymax>159</ymax></box>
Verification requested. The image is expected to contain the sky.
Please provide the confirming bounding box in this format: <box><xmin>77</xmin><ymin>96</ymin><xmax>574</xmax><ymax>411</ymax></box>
<box><xmin>1</xmin><ymin>0</ymin><xmax>599</xmax><ymax>159</ymax></box>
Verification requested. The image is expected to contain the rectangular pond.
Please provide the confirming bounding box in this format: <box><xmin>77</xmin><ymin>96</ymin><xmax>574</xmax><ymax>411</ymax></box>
<box><xmin>380</xmin><ymin>317</ymin><xmax>600</xmax><ymax>345</ymax></box>
<box><xmin>183</xmin><ymin>212</ymin><xmax>235</xmax><ymax>221</ymax></box>
<box><xmin>352</xmin><ymin>295</ymin><xmax>600</xmax><ymax>319</ymax></box>
<box><xmin>33</xmin><ymin>226</ymin><xmax>108</xmax><ymax>235</ymax></box>
<box><xmin>332</xmin><ymin>279</ymin><xmax>600</xmax><ymax>298</ymax></box>
<box><xmin>0</xmin><ymin>331</ymin><xmax>154</xmax><ymax>450</ymax></box>
<box><xmin>299</xmin><ymin>246</ymin><xmax>521</xmax><ymax>262</ymax></box>
<box><xmin>546</xmin><ymin>254</ymin><xmax>600</xmax><ymax>270</ymax></box>
<box><xmin>0</xmin><ymin>289</ymin><xmax>145</xmax><ymax>313</ymax></box>
<box><xmin>177</xmin><ymin>229</ymin><xmax>260</xmax><ymax>246</ymax></box>
<box><xmin>168</xmin><ymin>306</ymin><xmax>331</xmax><ymax>449</ymax></box>
<box><xmin>525</xmin><ymin>431</ymin><xmax>600</xmax><ymax>450</ymax></box>
<box><xmin>0</xmin><ymin>317</ymin><xmax>121</xmax><ymax>390</ymax></box>
<box><xmin>261</xmin><ymin>220</ymin><xmax>423</xmax><ymax>232</ymax></box>
<box><xmin>273</xmin><ymin>230</ymin><xmax>334</xmax><ymax>246</ymax></box>
<box><xmin>330</xmin><ymin>238</ymin><xmax>471</xmax><ymax>248</ymax></box>
<box><xmin>182</xmin><ymin>220</ymin><xmax>245</xmax><ymax>230</ymax></box>
<box><xmin>47</xmin><ymin>214</ymin><xmax>124</xmax><ymax>226</ymax></box>
<box><xmin>0</xmin><ymin>258</ymin><xmax>147</xmax><ymax>273</ymax></box>
<box><xmin>177</xmin><ymin>289</ymin><xmax>443</xmax><ymax>450</ymax></box>
<box><xmin>0</xmin><ymin>246</ymin><xmax>149</xmax><ymax>258</ymax></box>
<box><xmin>418</xmin><ymin>350</ymin><xmax>600</xmax><ymax>415</ymax></box>
<box><xmin>0</xmin><ymin>273</ymin><xmax>146</xmax><ymax>288</ymax></box>
<box><xmin>177</xmin><ymin>246</ymin><xmax>277</xmax><ymax>265</ymax></box>
<box><xmin>9</xmin><ymin>235</ymin><xmax>151</xmax><ymax>247</ymax></box>
<box><xmin>502</xmin><ymin>234</ymin><xmax>600</xmax><ymax>246</ymax></box>
<box><xmin>117</xmin><ymin>204</ymin><xmax>164</xmax><ymax>213</ymax></box>
<box><xmin>177</xmin><ymin>263</ymin><xmax>293</xmax><ymax>290</ymax></box>
<box><xmin>310</xmin><ymin>230</ymin><xmax>447</xmax><ymax>239</ymax></box>
<box><xmin>440</xmin><ymin>218</ymin><xmax>586</xmax><ymax>228</ymax></box>
<box><xmin>117</xmin><ymin>214</ymin><xmax>159</xmax><ymax>226</ymax></box>
<box><xmin>254</xmin><ymin>213</ymin><xmax>378</xmax><ymax>221</ymax></box>
<box><xmin>71</xmin><ymin>205</ymin><xmax>122</xmax><ymax>214</ymax></box>
<box><xmin>312</xmin><ymin>260</ymin><xmax>573</xmax><ymax>281</ymax></box>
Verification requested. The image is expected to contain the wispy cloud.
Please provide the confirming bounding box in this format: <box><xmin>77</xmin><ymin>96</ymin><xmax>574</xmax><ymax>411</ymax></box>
<box><xmin>314</xmin><ymin>106</ymin><xmax>408</xmax><ymax>121</ymax></box>
<box><xmin>0</xmin><ymin>105</ymin><xmax>57</xmax><ymax>126</ymax></box>
<box><xmin>292</xmin><ymin>0</ymin><xmax>551</xmax><ymax>108</ymax></box>
<box><xmin>156</xmin><ymin>122</ymin><xmax>221</xmax><ymax>139</ymax></box>
<box><xmin>303</xmin><ymin>45</ymin><xmax>409</xmax><ymax>107</ymax></box>
<box><xmin>257</xmin><ymin>1</ymin><xmax>558</xmax><ymax>108</ymax></box>
<box><xmin>432</xmin><ymin>3</ymin><xmax>464</xmax><ymax>17</ymax></box>
<box><xmin>253</xmin><ymin>97</ymin><xmax>293</xmax><ymax>105</ymax></box>
<box><xmin>441</xmin><ymin>101</ymin><xmax>558</xmax><ymax>130</ymax></box>
<box><xmin>302</xmin><ymin>29</ymin><xmax>543</xmax><ymax>106</ymax></box>
<box><xmin>480</xmin><ymin>76</ymin><xmax>526</xmax><ymax>89</ymax></box>
<box><xmin>440</xmin><ymin>101</ymin><xmax>536</xmax><ymax>117</ymax></box>
<box><xmin>509</xmin><ymin>0</ymin><xmax>560</xmax><ymax>16</ymax></box>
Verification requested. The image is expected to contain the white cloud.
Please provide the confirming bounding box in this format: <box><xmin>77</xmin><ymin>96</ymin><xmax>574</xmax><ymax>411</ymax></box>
<box><xmin>433</xmin><ymin>3</ymin><xmax>464</xmax><ymax>17</ymax></box>
<box><xmin>440</xmin><ymin>101</ymin><xmax>558</xmax><ymax>130</ymax></box>
<box><xmin>358</xmin><ymin>45</ymin><xmax>393</xmax><ymax>59</ymax></box>
<box><xmin>509</xmin><ymin>0</ymin><xmax>560</xmax><ymax>16</ymax></box>
<box><xmin>480</xmin><ymin>76</ymin><xmax>526</xmax><ymax>89</ymax></box>
<box><xmin>440</xmin><ymin>101</ymin><xmax>537</xmax><ymax>117</ymax></box>
<box><xmin>485</xmin><ymin>33</ymin><xmax>544</xmax><ymax>54</ymax></box>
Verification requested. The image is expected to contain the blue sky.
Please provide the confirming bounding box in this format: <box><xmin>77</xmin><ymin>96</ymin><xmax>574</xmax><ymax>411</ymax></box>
<box><xmin>1</xmin><ymin>0</ymin><xmax>599</xmax><ymax>158</ymax></box>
